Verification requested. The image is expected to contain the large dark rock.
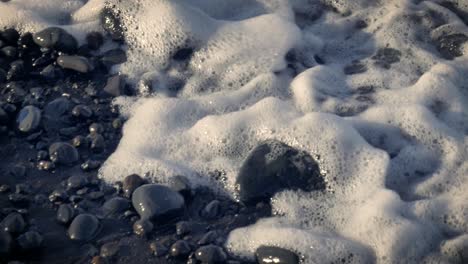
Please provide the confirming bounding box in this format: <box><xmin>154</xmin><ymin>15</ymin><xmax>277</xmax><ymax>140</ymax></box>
<box><xmin>68</xmin><ymin>214</ymin><xmax>100</xmax><ymax>241</ymax></box>
<box><xmin>255</xmin><ymin>246</ymin><xmax>299</xmax><ymax>264</ymax></box>
<box><xmin>236</xmin><ymin>140</ymin><xmax>324</xmax><ymax>203</ymax></box>
<box><xmin>32</xmin><ymin>27</ymin><xmax>78</xmax><ymax>53</ymax></box>
<box><xmin>131</xmin><ymin>184</ymin><xmax>185</xmax><ymax>222</ymax></box>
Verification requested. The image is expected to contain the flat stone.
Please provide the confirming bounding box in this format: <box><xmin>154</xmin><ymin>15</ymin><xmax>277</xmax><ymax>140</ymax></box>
<box><xmin>255</xmin><ymin>246</ymin><xmax>299</xmax><ymax>264</ymax></box>
<box><xmin>57</xmin><ymin>55</ymin><xmax>94</xmax><ymax>73</ymax></box>
<box><xmin>131</xmin><ymin>184</ymin><xmax>185</xmax><ymax>221</ymax></box>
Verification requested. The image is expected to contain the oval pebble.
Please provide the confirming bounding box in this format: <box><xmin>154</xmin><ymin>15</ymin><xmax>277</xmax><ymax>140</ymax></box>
<box><xmin>68</xmin><ymin>214</ymin><xmax>100</xmax><ymax>241</ymax></box>
<box><xmin>16</xmin><ymin>105</ymin><xmax>41</xmax><ymax>133</ymax></box>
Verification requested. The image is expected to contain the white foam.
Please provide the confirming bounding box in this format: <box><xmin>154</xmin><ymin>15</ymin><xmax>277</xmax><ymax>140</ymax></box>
<box><xmin>4</xmin><ymin>0</ymin><xmax>468</xmax><ymax>263</ymax></box>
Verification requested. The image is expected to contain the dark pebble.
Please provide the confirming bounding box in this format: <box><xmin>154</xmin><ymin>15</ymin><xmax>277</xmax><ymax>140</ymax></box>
<box><xmin>176</xmin><ymin>221</ymin><xmax>192</xmax><ymax>236</ymax></box>
<box><xmin>88</xmin><ymin>191</ymin><xmax>104</xmax><ymax>200</ymax></box>
<box><xmin>170</xmin><ymin>240</ymin><xmax>191</xmax><ymax>258</ymax></box>
<box><xmin>57</xmin><ymin>55</ymin><xmax>94</xmax><ymax>73</ymax></box>
<box><xmin>236</xmin><ymin>139</ymin><xmax>324</xmax><ymax>203</ymax></box>
<box><xmin>49</xmin><ymin>142</ymin><xmax>79</xmax><ymax>165</ymax></box>
<box><xmin>0</xmin><ymin>184</ymin><xmax>10</xmax><ymax>193</ymax></box>
<box><xmin>1</xmin><ymin>46</ymin><xmax>17</xmax><ymax>58</ymax></box>
<box><xmin>198</xmin><ymin>231</ymin><xmax>218</xmax><ymax>246</ymax></box>
<box><xmin>72</xmin><ymin>135</ymin><xmax>87</xmax><ymax>148</ymax></box>
<box><xmin>2</xmin><ymin>212</ymin><xmax>26</xmax><ymax>234</ymax></box>
<box><xmin>32</xmin><ymin>56</ymin><xmax>53</xmax><ymax>68</ymax></box>
<box><xmin>101</xmin><ymin>197</ymin><xmax>130</xmax><ymax>217</ymax></box>
<box><xmin>132</xmin><ymin>184</ymin><xmax>185</xmax><ymax>221</ymax></box>
<box><xmin>132</xmin><ymin>219</ymin><xmax>153</xmax><ymax>237</ymax></box>
<box><xmin>100</xmin><ymin>241</ymin><xmax>120</xmax><ymax>258</ymax></box>
<box><xmin>435</xmin><ymin>33</ymin><xmax>468</xmax><ymax>60</ymax></box>
<box><xmin>49</xmin><ymin>190</ymin><xmax>69</xmax><ymax>203</ymax></box>
<box><xmin>100</xmin><ymin>49</ymin><xmax>126</xmax><ymax>66</ymax></box>
<box><xmin>122</xmin><ymin>174</ymin><xmax>145</xmax><ymax>198</ymax></box>
<box><xmin>202</xmin><ymin>200</ymin><xmax>221</xmax><ymax>219</ymax></box>
<box><xmin>101</xmin><ymin>8</ymin><xmax>124</xmax><ymax>41</ymax></box>
<box><xmin>173</xmin><ymin>48</ymin><xmax>194</xmax><ymax>61</ymax></box>
<box><xmin>17</xmin><ymin>231</ymin><xmax>43</xmax><ymax>250</ymax></box>
<box><xmin>72</xmin><ymin>104</ymin><xmax>93</xmax><ymax>118</ymax></box>
<box><xmin>195</xmin><ymin>245</ymin><xmax>227</xmax><ymax>264</ymax></box>
<box><xmin>16</xmin><ymin>105</ymin><xmax>41</xmax><ymax>133</ymax></box>
<box><xmin>103</xmin><ymin>75</ymin><xmax>125</xmax><ymax>97</ymax></box>
<box><xmin>7</xmin><ymin>60</ymin><xmax>26</xmax><ymax>81</ymax></box>
<box><xmin>149</xmin><ymin>241</ymin><xmax>168</xmax><ymax>257</ymax></box>
<box><xmin>81</xmin><ymin>160</ymin><xmax>101</xmax><ymax>171</ymax></box>
<box><xmin>0</xmin><ymin>68</ymin><xmax>6</xmax><ymax>83</ymax></box>
<box><xmin>372</xmin><ymin>48</ymin><xmax>401</xmax><ymax>68</ymax></box>
<box><xmin>1</xmin><ymin>29</ymin><xmax>20</xmax><ymax>45</ymax></box>
<box><xmin>8</xmin><ymin>193</ymin><xmax>30</xmax><ymax>205</ymax></box>
<box><xmin>344</xmin><ymin>61</ymin><xmax>367</xmax><ymax>75</ymax></box>
<box><xmin>37</xmin><ymin>160</ymin><xmax>55</xmax><ymax>171</ymax></box>
<box><xmin>32</xmin><ymin>27</ymin><xmax>77</xmax><ymax>53</ymax></box>
<box><xmin>86</xmin><ymin>32</ymin><xmax>104</xmax><ymax>50</ymax></box>
<box><xmin>89</xmin><ymin>123</ymin><xmax>104</xmax><ymax>134</ymax></box>
<box><xmin>67</xmin><ymin>175</ymin><xmax>89</xmax><ymax>190</ymax></box>
<box><xmin>39</xmin><ymin>64</ymin><xmax>60</xmax><ymax>79</ymax></box>
<box><xmin>68</xmin><ymin>214</ymin><xmax>100</xmax><ymax>241</ymax></box>
<box><xmin>88</xmin><ymin>133</ymin><xmax>105</xmax><ymax>153</ymax></box>
<box><xmin>255</xmin><ymin>246</ymin><xmax>299</xmax><ymax>264</ymax></box>
<box><xmin>0</xmin><ymin>230</ymin><xmax>12</xmax><ymax>254</ymax></box>
<box><xmin>56</xmin><ymin>204</ymin><xmax>76</xmax><ymax>224</ymax></box>
<box><xmin>44</xmin><ymin>97</ymin><xmax>73</xmax><ymax>127</ymax></box>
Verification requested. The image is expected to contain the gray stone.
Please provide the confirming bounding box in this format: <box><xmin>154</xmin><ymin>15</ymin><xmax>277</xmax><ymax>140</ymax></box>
<box><xmin>68</xmin><ymin>214</ymin><xmax>100</xmax><ymax>241</ymax></box>
<box><xmin>131</xmin><ymin>184</ymin><xmax>185</xmax><ymax>221</ymax></box>
<box><xmin>57</xmin><ymin>55</ymin><xmax>94</xmax><ymax>73</ymax></box>
<box><xmin>33</xmin><ymin>27</ymin><xmax>77</xmax><ymax>53</ymax></box>
<box><xmin>255</xmin><ymin>246</ymin><xmax>299</xmax><ymax>264</ymax></box>
<box><xmin>16</xmin><ymin>105</ymin><xmax>41</xmax><ymax>133</ymax></box>
<box><xmin>102</xmin><ymin>197</ymin><xmax>130</xmax><ymax>217</ymax></box>
<box><xmin>56</xmin><ymin>204</ymin><xmax>76</xmax><ymax>224</ymax></box>
<box><xmin>49</xmin><ymin>142</ymin><xmax>79</xmax><ymax>165</ymax></box>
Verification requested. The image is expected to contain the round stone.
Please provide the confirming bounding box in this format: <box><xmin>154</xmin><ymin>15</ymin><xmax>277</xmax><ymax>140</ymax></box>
<box><xmin>236</xmin><ymin>140</ymin><xmax>325</xmax><ymax>203</ymax></box>
<box><xmin>2</xmin><ymin>212</ymin><xmax>26</xmax><ymax>234</ymax></box>
<box><xmin>49</xmin><ymin>142</ymin><xmax>79</xmax><ymax>165</ymax></box>
<box><xmin>100</xmin><ymin>241</ymin><xmax>120</xmax><ymax>258</ymax></box>
<box><xmin>17</xmin><ymin>231</ymin><xmax>43</xmax><ymax>250</ymax></box>
<box><xmin>101</xmin><ymin>197</ymin><xmax>130</xmax><ymax>217</ymax></box>
<box><xmin>67</xmin><ymin>175</ymin><xmax>89</xmax><ymax>190</ymax></box>
<box><xmin>16</xmin><ymin>105</ymin><xmax>41</xmax><ymax>133</ymax></box>
<box><xmin>56</xmin><ymin>204</ymin><xmax>76</xmax><ymax>224</ymax></box>
<box><xmin>131</xmin><ymin>184</ymin><xmax>185</xmax><ymax>222</ymax></box>
<box><xmin>132</xmin><ymin>219</ymin><xmax>153</xmax><ymax>237</ymax></box>
<box><xmin>32</xmin><ymin>27</ymin><xmax>77</xmax><ymax>53</ymax></box>
<box><xmin>255</xmin><ymin>246</ymin><xmax>299</xmax><ymax>264</ymax></box>
<box><xmin>195</xmin><ymin>245</ymin><xmax>227</xmax><ymax>264</ymax></box>
<box><xmin>170</xmin><ymin>240</ymin><xmax>191</xmax><ymax>258</ymax></box>
<box><xmin>68</xmin><ymin>214</ymin><xmax>100</xmax><ymax>241</ymax></box>
<box><xmin>122</xmin><ymin>174</ymin><xmax>145</xmax><ymax>198</ymax></box>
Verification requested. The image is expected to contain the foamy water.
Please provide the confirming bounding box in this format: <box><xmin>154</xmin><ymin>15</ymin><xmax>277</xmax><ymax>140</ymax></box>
<box><xmin>2</xmin><ymin>0</ymin><xmax>467</xmax><ymax>263</ymax></box>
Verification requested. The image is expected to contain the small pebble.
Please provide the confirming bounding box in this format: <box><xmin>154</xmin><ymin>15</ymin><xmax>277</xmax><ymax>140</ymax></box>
<box><xmin>2</xmin><ymin>212</ymin><xmax>26</xmax><ymax>234</ymax></box>
<box><xmin>57</xmin><ymin>204</ymin><xmax>76</xmax><ymax>224</ymax></box>
<box><xmin>68</xmin><ymin>214</ymin><xmax>100</xmax><ymax>241</ymax></box>
<box><xmin>57</xmin><ymin>55</ymin><xmax>94</xmax><ymax>73</ymax></box>
<box><xmin>122</xmin><ymin>174</ymin><xmax>145</xmax><ymax>198</ymax></box>
<box><xmin>132</xmin><ymin>219</ymin><xmax>153</xmax><ymax>237</ymax></box>
<box><xmin>149</xmin><ymin>241</ymin><xmax>168</xmax><ymax>257</ymax></box>
<box><xmin>49</xmin><ymin>142</ymin><xmax>79</xmax><ymax>165</ymax></box>
<box><xmin>195</xmin><ymin>245</ymin><xmax>227</xmax><ymax>264</ymax></box>
<box><xmin>170</xmin><ymin>240</ymin><xmax>192</xmax><ymax>258</ymax></box>
<box><xmin>100</xmin><ymin>241</ymin><xmax>120</xmax><ymax>258</ymax></box>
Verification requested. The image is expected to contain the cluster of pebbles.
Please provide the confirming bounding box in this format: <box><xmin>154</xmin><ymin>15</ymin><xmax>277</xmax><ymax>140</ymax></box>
<box><xmin>0</xmin><ymin>7</ymin><xmax>326</xmax><ymax>264</ymax></box>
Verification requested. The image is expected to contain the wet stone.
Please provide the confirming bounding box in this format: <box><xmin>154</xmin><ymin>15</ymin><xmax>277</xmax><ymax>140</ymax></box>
<box><xmin>102</xmin><ymin>197</ymin><xmax>130</xmax><ymax>217</ymax></box>
<box><xmin>372</xmin><ymin>48</ymin><xmax>401</xmax><ymax>68</ymax></box>
<box><xmin>68</xmin><ymin>214</ymin><xmax>100</xmax><ymax>241</ymax></box>
<box><xmin>8</xmin><ymin>193</ymin><xmax>30</xmax><ymax>206</ymax></box>
<box><xmin>202</xmin><ymin>200</ymin><xmax>221</xmax><ymax>219</ymax></box>
<box><xmin>0</xmin><ymin>230</ymin><xmax>12</xmax><ymax>254</ymax></box>
<box><xmin>103</xmin><ymin>75</ymin><xmax>125</xmax><ymax>97</ymax></box>
<box><xmin>170</xmin><ymin>240</ymin><xmax>192</xmax><ymax>258</ymax></box>
<box><xmin>149</xmin><ymin>241</ymin><xmax>168</xmax><ymax>257</ymax></box>
<box><xmin>176</xmin><ymin>221</ymin><xmax>192</xmax><ymax>236</ymax></box>
<box><xmin>100</xmin><ymin>49</ymin><xmax>126</xmax><ymax>66</ymax></box>
<box><xmin>49</xmin><ymin>142</ymin><xmax>79</xmax><ymax>165</ymax></box>
<box><xmin>67</xmin><ymin>175</ymin><xmax>89</xmax><ymax>190</ymax></box>
<box><xmin>81</xmin><ymin>160</ymin><xmax>101</xmax><ymax>171</ymax></box>
<box><xmin>7</xmin><ymin>60</ymin><xmax>26</xmax><ymax>81</ymax></box>
<box><xmin>0</xmin><ymin>184</ymin><xmax>10</xmax><ymax>193</ymax></box>
<box><xmin>16</xmin><ymin>105</ymin><xmax>42</xmax><ymax>133</ymax></box>
<box><xmin>195</xmin><ymin>245</ymin><xmax>227</xmax><ymax>264</ymax></box>
<box><xmin>72</xmin><ymin>135</ymin><xmax>87</xmax><ymax>148</ymax></box>
<box><xmin>88</xmin><ymin>191</ymin><xmax>104</xmax><ymax>200</ymax></box>
<box><xmin>132</xmin><ymin>184</ymin><xmax>185</xmax><ymax>221</ymax></box>
<box><xmin>39</xmin><ymin>65</ymin><xmax>59</xmax><ymax>79</ymax></box>
<box><xmin>44</xmin><ymin>97</ymin><xmax>73</xmax><ymax>128</ymax></box>
<box><xmin>33</xmin><ymin>27</ymin><xmax>77</xmax><ymax>53</ymax></box>
<box><xmin>86</xmin><ymin>32</ymin><xmax>104</xmax><ymax>50</ymax></box>
<box><xmin>122</xmin><ymin>174</ymin><xmax>145</xmax><ymax>198</ymax></box>
<box><xmin>72</xmin><ymin>105</ymin><xmax>93</xmax><ymax>118</ymax></box>
<box><xmin>169</xmin><ymin>175</ymin><xmax>192</xmax><ymax>197</ymax></box>
<box><xmin>57</xmin><ymin>55</ymin><xmax>94</xmax><ymax>73</ymax></box>
<box><xmin>49</xmin><ymin>190</ymin><xmax>68</xmax><ymax>203</ymax></box>
<box><xmin>255</xmin><ymin>246</ymin><xmax>299</xmax><ymax>264</ymax></box>
<box><xmin>344</xmin><ymin>61</ymin><xmax>367</xmax><ymax>75</ymax></box>
<box><xmin>1</xmin><ymin>46</ymin><xmax>17</xmax><ymax>58</ymax></box>
<box><xmin>198</xmin><ymin>231</ymin><xmax>218</xmax><ymax>246</ymax></box>
<box><xmin>89</xmin><ymin>123</ymin><xmax>104</xmax><ymax>134</ymax></box>
<box><xmin>132</xmin><ymin>219</ymin><xmax>153</xmax><ymax>237</ymax></box>
<box><xmin>100</xmin><ymin>241</ymin><xmax>120</xmax><ymax>258</ymax></box>
<box><xmin>2</xmin><ymin>212</ymin><xmax>26</xmax><ymax>234</ymax></box>
<box><xmin>435</xmin><ymin>33</ymin><xmax>468</xmax><ymax>60</ymax></box>
<box><xmin>101</xmin><ymin>7</ymin><xmax>124</xmax><ymax>41</ymax></box>
<box><xmin>37</xmin><ymin>160</ymin><xmax>55</xmax><ymax>171</ymax></box>
<box><xmin>88</xmin><ymin>133</ymin><xmax>105</xmax><ymax>153</ymax></box>
<box><xmin>56</xmin><ymin>204</ymin><xmax>76</xmax><ymax>224</ymax></box>
<box><xmin>236</xmin><ymin>139</ymin><xmax>325</xmax><ymax>203</ymax></box>
<box><xmin>17</xmin><ymin>231</ymin><xmax>43</xmax><ymax>250</ymax></box>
